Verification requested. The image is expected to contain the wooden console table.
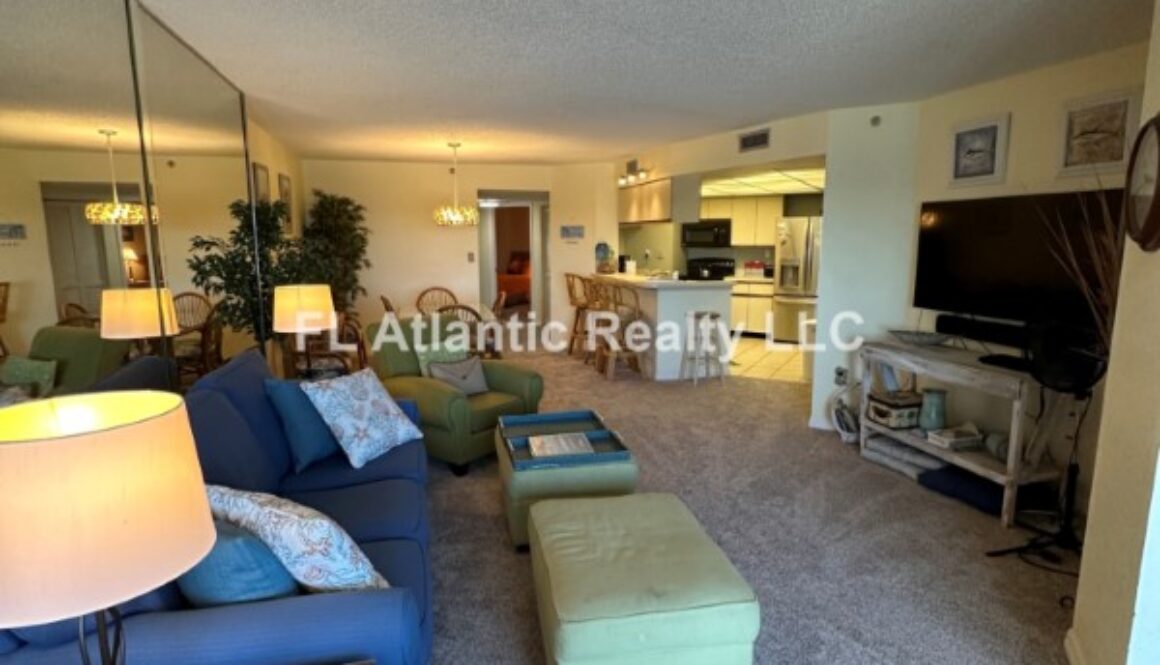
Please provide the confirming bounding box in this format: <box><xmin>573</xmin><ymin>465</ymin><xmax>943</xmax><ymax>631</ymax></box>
<box><xmin>858</xmin><ymin>342</ymin><xmax>1060</xmax><ymax>527</ymax></box>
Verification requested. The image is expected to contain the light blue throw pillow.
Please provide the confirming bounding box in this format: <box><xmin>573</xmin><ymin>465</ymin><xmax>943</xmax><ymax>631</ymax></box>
<box><xmin>264</xmin><ymin>378</ymin><xmax>342</xmax><ymax>473</ymax></box>
<box><xmin>177</xmin><ymin>520</ymin><xmax>298</xmax><ymax>608</ymax></box>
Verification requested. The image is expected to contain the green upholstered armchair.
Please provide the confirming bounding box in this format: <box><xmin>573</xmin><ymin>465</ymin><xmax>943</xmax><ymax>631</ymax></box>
<box><xmin>367</xmin><ymin>318</ymin><xmax>543</xmax><ymax>474</ymax></box>
<box><xmin>28</xmin><ymin>325</ymin><xmax>131</xmax><ymax>394</ymax></box>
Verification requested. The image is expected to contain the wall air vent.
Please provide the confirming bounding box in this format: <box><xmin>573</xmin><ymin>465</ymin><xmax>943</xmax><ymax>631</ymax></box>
<box><xmin>738</xmin><ymin>128</ymin><xmax>770</xmax><ymax>152</ymax></box>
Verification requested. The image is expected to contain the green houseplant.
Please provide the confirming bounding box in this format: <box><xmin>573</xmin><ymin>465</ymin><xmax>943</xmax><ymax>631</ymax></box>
<box><xmin>188</xmin><ymin>199</ymin><xmax>299</xmax><ymax>345</ymax></box>
<box><xmin>296</xmin><ymin>190</ymin><xmax>371</xmax><ymax>316</ymax></box>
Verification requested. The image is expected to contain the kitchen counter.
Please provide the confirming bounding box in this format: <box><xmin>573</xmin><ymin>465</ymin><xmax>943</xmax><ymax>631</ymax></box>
<box><xmin>726</xmin><ymin>275</ymin><xmax>776</xmax><ymax>284</ymax></box>
<box><xmin>589</xmin><ymin>273</ymin><xmax>731</xmax><ymax>381</ymax></box>
<box><xmin>593</xmin><ymin>273</ymin><xmax>734</xmax><ymax>290</ymax></box>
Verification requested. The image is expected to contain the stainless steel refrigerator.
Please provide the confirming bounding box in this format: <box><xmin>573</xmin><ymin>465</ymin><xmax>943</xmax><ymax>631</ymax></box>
<box><xmin>773</xmin><ymin>216</ymin><xmax>822</xmax><ymax>343</ymax></box>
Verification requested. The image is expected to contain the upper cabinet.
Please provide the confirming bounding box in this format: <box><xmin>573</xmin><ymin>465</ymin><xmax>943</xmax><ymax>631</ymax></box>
<box><xmin>618</xmin><ymin>178</ymin><xmax>672</xmax><ymax>223</ymax></box>
<box><xmin>698</xmin><ymin>196</ymin><xmax>783</xmax><ymax>246</ymax></box>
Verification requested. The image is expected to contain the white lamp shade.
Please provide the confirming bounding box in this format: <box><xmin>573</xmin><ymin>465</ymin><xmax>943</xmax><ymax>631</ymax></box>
<box><xmin>100</xmin><ymin>288</ymin><xmax>180</xmax><ymax>339</ymax></box>
<box><xmin>0</xmin><ymin>391</ymin><xmax>215</xmax><ymax>627</ymax></box>
<box><xmin>273</xmin><ymin>284</ymin><xmax>335</xmax><ymax>333</ymax></box>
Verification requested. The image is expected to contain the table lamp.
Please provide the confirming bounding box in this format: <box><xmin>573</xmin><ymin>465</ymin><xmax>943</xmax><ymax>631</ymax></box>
<box><xmin>0</xmin><ymin>391</ymin><xmax>215</xmax><ymax>664</ymax></box>
<box><xmin>100</xmin><ymin>288</ymin><xmax>180</xmax><ymax>340</ymax></box>
<box><xmin>273</xmin><ymin>284</ymin><xmax>335</xmax><ymax>375</ymax></box>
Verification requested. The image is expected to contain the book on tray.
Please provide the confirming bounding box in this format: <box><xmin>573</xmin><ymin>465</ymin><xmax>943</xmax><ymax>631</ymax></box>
<box><xmin>529</xmin><ymin>433</ymin><xmax>595</xmax><ymax>457</ymax></box>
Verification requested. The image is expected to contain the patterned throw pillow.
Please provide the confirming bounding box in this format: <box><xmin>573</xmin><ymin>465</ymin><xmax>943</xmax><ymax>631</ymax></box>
<box><xmin>299</xmin><ymin>369</ymin><xmax>424</xmax><ymax>469</ymax></box>
<box><xmin>206</xmin><ymin>485</ymin><xmax>389</xmax><ymax>592</ymax></box>
<box><xmin>428</xmin><ymin>356</ymin><xmax>489</xmax><ymax>395</ymax></box>
<box><xmin>0</xmin><ymin>357</ymin><xmax>57</xmax><ymax>398</ymax></box>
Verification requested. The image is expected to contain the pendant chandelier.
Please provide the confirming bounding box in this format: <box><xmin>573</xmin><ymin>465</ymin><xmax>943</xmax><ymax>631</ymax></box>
<box><xmin>85</xmin><ymin>129</ymin><xmax>155</xmax><ymax>226</ymax></box>
<box><xmin>433</xmin><ymin>142</ymin><xmax>478</xmax><ymax>227</ymax></box>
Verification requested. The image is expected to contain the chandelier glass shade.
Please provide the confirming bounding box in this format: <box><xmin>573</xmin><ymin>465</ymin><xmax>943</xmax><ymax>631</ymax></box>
<box><xmin>85</xmin><ymin>129</ymin><xmax>157</xmax><ymax>225</ymax></box>
<box><xmin>434</xmin><ymin>142</ymin><xmax>478</xmax><ymax>227</ymax></box>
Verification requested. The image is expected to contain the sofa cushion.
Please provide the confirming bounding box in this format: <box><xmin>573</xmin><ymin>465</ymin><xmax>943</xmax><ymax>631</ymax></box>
<box><xmin>264</xmin><ymin>378</ymin><xmax>342</xmax><ymax>473</ymax></box>
<box><xmin>362</xmin><ymin>539</ymin><xmax>430</xmax><ymax>625</ymax></box>
<box><xmin>190</xmin><ymin>350</ymin><xmax>293</xmax><ymax>479</ymax></box>
<box><xmin>9</xmin><ymin>584</ymin><xmax>184</xmax><ymax>648</ymax></box>
<box><xmin>286</xmin><ymin>479</ymin><xmax>428</xmax><ymax>546</ymax></box>
<box><xmin>90</xmin><ymin>356</ymin><xmax>178</xmax><ymax>392</ymax></box>
<box><xmin>467</xmin><ymin>391</ymin><xmax>524</xmax><ymax>433</ymax></box>
<box><xmin>280</xmin><ymin>440</ymin><xmax>427</xmax><ymax>493</ymax></box>
<box><xmin>186</xmin><ymin>390</ymin><xmax>284</xmax><ymax>493</ymax></box>
<box><xmin>300</xmin><ymin>369</ymin><xmax>423</xmax><ymax>469</ymax></box>
<box><xmin>415</xmin><ymin>346</ymin><xmax>468</xmax><ymax>377</ymax></box>
<box><xmin>208</xmin><ymin>485</ymin><xmax>390</xmax><ymax>592</ymax></box>
<box><xmin>177</xmin><ymin>520</ymin><xmax>299</xmax><ymax>608</ymax></box>
<box><xmin>0</xmin><ymin>629</ymin><xmax>19</xmax><ymax>654</ymax></box>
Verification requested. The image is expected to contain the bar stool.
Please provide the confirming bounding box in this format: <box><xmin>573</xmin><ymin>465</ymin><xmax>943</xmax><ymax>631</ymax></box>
<box><xmin>565</xmin><ymin>274</ymin><xmax>589</xmax><ymax>356</ymax></box>
<box><xmin>581</xmin><ymin>278</ymin><xmax>614</xmax><ymax>365</ymax></box>
<box><xmin>680</xmin><ymin>311</ymin><xmax>726</xmax><ymax>385</ymax></box>
<box><xmin>595</xmin><ymin>285</ymin><xmax>644</xmax><ymax>380</ymax></box>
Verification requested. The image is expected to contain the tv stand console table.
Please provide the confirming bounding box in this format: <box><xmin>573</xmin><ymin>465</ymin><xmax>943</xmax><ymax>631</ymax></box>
<box><xmin>858</xmin><ymin>342</ymin><xmax>1061</xmax><ymax>527</ymax></box>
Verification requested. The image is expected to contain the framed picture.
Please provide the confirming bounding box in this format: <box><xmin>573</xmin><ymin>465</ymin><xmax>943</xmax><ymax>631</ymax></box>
<box><xmin>560</xmin><ymin>225</ymin><xmax>585</xmax><ymax>242</ymax></box>
<box><xmin>278</xmin><ymin>173</ymin><xmax>293</xmax><ymax>228</ymax></box>
<box><xmin>1059</xmin><ymin>90</ymin><xmax>1142</xmax><ymax>176</ymax></box>
<box><xmin>251</xmin><ymin>162</ymin><xmax>270</xmax><ymax>202</ymax></box>
<box><xmin>951</xmin><ymin>114</ymin><xmax>1010</xmax><ymax>186</ymax></box>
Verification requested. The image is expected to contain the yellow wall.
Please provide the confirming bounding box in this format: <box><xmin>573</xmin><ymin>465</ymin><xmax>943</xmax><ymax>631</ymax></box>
<box><xmin>1068</xmin><ymin>7</ymin><xmax>1160</xmax><ymax>664</ymax></box>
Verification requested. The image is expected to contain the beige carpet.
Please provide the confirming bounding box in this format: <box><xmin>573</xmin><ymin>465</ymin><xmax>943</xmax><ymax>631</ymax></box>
<box><xmin>426</xmin><ymin>351</ymin><xmax>1076</xmax><ymax>664</ymax></box>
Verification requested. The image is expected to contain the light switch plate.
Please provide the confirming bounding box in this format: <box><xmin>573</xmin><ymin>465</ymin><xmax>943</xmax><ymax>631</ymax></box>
<box><xmin>467</xmin><ymin>251</ymin><xmax>475</xmax><ymax>263</ymax></box>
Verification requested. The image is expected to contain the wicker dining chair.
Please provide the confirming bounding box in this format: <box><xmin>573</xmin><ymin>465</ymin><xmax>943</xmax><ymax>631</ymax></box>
<box><xmin>565</xmin><ymin>274</ymin><xmax>589</xmax><ymax>356</ymax></box>
<box><xmin>436</xmin><ymin>304</ymin><xmax>491</xmax><ymax>356</ymax></box>
<box><xmin>0</xmin><ymin>282</ymin><xmax>9</xmax><ymax>358</ymax></box>
<box><xmin>595</xmin><ymin>284</ymin><xmax>644</xmax><ymax>380</ymax></box>
<box><xmin>491</xmin><ymin>291</ymin><xmax>508</xmax><ymax>319</ymax></box>
<box><xmin>416</xmin><ymin>287</ymin><xmax>457</xmax><ymax>316</ymax></box>
<box><xmin>282</xmin><ymin>312</ymin><xmax>368</xmax><ymax>379</ymax></box>
<box><xmin>380</xmin><ymin>295</ymin><xmax>396</xmax><ymax>313</ymax></box>
<box><xmin>175</xmin><ymin>302</ymin><xmax>224</xmax><ymax>380</ymax></box>
<box><xmin>173</xmin><ymin>292</ymin><xmax>213</xmax><ymax>333</ymax></box>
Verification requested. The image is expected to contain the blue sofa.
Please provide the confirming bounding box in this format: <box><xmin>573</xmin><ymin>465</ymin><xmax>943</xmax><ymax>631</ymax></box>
<box><xmin>0</xmin><ymin>350</ymin><xmax>432</xmax><ymax>665</ymax></box>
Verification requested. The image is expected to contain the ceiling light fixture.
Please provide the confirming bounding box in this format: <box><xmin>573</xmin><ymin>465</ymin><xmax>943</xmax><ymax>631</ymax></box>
<box><xmin>617</xmin><ymin>160</ymin><xmax>650</xmax><ymax>188</ymax></box>
<box><xmin>85</xmin><ymin>130</ymin><xmax>156</xmax><ymax>226</ymax></box>
<box><xmin>434</xmin><ymin>142</ymin><xmax>479</xmax><ymax>227</ymax></box>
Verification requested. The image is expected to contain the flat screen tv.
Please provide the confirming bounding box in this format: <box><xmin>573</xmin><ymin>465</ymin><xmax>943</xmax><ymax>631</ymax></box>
<box><xmin>913</xmin><ymin>189</ymin><xmax>1123</xmax><ymax>329</ymax></box>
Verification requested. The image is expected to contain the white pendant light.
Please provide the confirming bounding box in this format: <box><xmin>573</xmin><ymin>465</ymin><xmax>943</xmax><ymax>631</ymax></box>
<box><xmin>85</xmin><ymin>130</ymin><xmax>156</xmax><ymax>226</ymax></box>
<box><xmin>434</xmin><ymin>142</ymin><xmax>479</xmax><ymax>227</ymax></box>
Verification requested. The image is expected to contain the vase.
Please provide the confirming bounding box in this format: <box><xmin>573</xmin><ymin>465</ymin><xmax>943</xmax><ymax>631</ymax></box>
<box><xmin>920</xmin><ymin>388</ymin><xmax>947</xmax><ymax>432</ymax></box>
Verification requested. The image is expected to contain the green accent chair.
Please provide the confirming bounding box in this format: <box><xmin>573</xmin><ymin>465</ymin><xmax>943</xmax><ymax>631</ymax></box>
<box><xmin>28</xmin><ymin>325</ymin><xmax>131</xmax><ymax>394</ymax></box>
<box><xmin>367</xmin><ymin>318</ymin><xmax>543</xmax><ymax>474</ymax></box>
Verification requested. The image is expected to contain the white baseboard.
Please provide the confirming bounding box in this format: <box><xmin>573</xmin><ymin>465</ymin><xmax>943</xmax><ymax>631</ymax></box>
<box><xmin>809</xmin><ymin>414</ymin><xmax>833</xmax><ymax>431</ymax></box>
<box><xmin>1064</xmin><ymin>628</ymin><xmax>1087</xmax><ymax>665</ymax></box>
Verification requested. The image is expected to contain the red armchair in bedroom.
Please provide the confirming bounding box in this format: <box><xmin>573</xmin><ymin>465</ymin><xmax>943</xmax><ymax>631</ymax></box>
<box><xmin>497</xmin><ymin>251</ymin><xmax>531</xmax><ymax>306</ymax></box>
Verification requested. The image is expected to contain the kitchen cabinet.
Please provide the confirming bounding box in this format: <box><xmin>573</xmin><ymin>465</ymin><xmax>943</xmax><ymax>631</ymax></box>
<box><xmin>618</xmin><ymin>178</ymin><xmax>672</xmax><ymax>223</ymax></box>
<box><xmin>730</xmin><ymin>281</ymin><xmax>774</xmax><ymax>337</ymax></box>
<box><xmin>697</xmin><ymin>196</ymin><xmax>783</xmax><ymax>246</ymax></box>
<box><xmin>755</xmin><ymin>197</ymin><xmax>780</xmax><ymax>246</ymax></box>
<box><xmin>701</xmin><ymin>197</ymin><xmax>732</xmax><ymax>220</ymax></box>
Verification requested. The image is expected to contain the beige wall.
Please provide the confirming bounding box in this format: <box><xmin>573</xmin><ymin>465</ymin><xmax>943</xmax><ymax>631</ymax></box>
<box><xmin>0</xmin><ymin>147</ymin><xmax>145</xmax><ymax>353</ymax></box>
<box><xmin>247</xmin><ymin>119</ymin><xmax>305</xmax><ymax>232</ymax></box>
<box><xmin>1068</xmin><ymin>6</ymin><xmax>1160</xmax><ymax>664</ymax></box>
<box><xmin>301</xmin><ymin>159</ymin><xmax>553</xmax><ymax>324</ymax></box>
<box><xmin>545</xmin><ymin>162</ymin><xmax>619</xmax><ymax>324</ymax></box>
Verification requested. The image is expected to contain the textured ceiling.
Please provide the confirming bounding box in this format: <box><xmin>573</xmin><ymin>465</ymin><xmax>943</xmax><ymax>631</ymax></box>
<box><xmin>2</xmin><ymin>0</ymin><xmax>1152</xmax><ymax>162</ymax></box>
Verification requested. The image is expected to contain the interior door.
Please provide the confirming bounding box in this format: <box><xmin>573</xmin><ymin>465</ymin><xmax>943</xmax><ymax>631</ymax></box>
<box><xmin>43</xmin><ymin>200</ymin><xmax>113</xmax><ymax>314</ymax></box>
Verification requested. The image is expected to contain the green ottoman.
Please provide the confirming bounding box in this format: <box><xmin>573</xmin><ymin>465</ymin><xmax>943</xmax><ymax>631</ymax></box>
<box><xmin>496</xmin><ymin>411</ymin><xmax>638</xmax><ymax>548</ymax></box>
<box><xmin>529</xmin><ymin>494</ymin><xmax>760</xmax><ymax>665</ymax></box>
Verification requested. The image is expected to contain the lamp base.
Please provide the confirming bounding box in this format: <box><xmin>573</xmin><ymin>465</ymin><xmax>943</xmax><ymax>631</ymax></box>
<box><xmin>79</xmin><ymin>607</ymin><xmax>125</xmax><ymax>665</ymax></box>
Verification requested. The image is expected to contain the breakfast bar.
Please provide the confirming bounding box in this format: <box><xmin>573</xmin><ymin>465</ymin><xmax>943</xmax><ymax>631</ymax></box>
<box><xmin>591</xmin><ymin>274</ymin><xmax>733</xmax><ymax>381</ymax></box>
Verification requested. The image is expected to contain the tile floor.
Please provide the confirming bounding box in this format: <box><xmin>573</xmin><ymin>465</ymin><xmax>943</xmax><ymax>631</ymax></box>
<box><xmin>729</xmin><ymin>336</ymin><xmax>808</xmax><ymax>382</ymax></box>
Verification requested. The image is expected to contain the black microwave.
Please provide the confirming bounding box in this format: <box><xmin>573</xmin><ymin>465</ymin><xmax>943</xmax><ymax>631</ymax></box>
<box><xmin>682</xmin><ymin>220</ymin><xmax>731</xmax><ymax>247</ymax></box>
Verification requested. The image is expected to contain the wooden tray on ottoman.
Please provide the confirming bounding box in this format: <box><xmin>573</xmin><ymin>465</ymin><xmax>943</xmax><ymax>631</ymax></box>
<box><xmin>495</xmin><ymin>410</ymin><xmax>638</xmax><ymax>548</ymax></box>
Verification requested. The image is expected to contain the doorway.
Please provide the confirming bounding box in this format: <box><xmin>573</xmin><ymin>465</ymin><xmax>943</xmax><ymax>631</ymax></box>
<box><xmin>40</xmin><ymin>182</ymin><xmax>146</xmax><ymax>317</ymax></box>
<box><xmin>478</xmin><ymin>190</ymin><xmax>549</xmax><ymax>322</ymax></box>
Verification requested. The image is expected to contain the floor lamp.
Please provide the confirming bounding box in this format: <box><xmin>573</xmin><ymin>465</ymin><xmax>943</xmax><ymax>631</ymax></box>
<box><xmin>273</xmin><ymin>284</ymin><xmax>336</xmax><ymax>378</ymax></box>
<box><xmin>0</xmin><ymin>391</ymin><xmax>215</xmax><ymax>664</ymax></box>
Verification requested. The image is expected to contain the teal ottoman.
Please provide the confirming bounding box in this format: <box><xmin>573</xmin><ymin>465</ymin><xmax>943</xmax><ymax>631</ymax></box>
<box><xmin>529</xmin><ymin>493</ymin><xmax>760</xmax><ymax>665</ymax></box>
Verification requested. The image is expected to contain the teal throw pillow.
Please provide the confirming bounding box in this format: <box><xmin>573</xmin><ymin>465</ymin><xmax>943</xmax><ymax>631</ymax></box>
<box><xmin>0</xmin><ymin>357</ymin><xmax>57</xmax><ymax>397</ymax></box>
<box><xmin>264</xmin><ymin>378</ymin><xmax>342</xmax><ymax>473</ymax></box>
<box><xmin>177</xmin><ymin>520</ymin><xmax>298</xmax><ymax>608</ymax></box>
